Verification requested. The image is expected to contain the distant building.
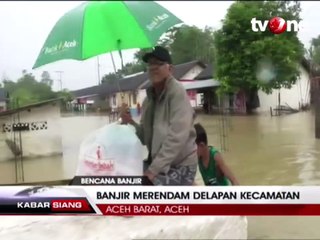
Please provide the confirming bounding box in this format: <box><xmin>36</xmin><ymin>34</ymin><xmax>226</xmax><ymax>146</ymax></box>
<box><xmin>192</xmin><ymin>58</ymin><xmax>314</xmax><ymax>114</ymax></box>
<box><xmin>70</xmin><ymin>58</ymin><xmax>314</xmax><ymax>115</ymax></box>
<box><xmin>257</xmin><ymin>61</ymin><xmax>311</xmax><ymax>114</ymax></box>
<box><xmin>71</xmin><ymin>60</ymin><xmax>206</xmax><ymax>114</ymax></box>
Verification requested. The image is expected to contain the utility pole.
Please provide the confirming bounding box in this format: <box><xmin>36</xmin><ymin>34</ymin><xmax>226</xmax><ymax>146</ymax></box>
<box><xmin>55</xmin><ymin>71</ymin><xmax>63</xmax><ymax>91</ymax></box>
<box><xmin>109</xmin><ymin>53</ymin><xmax>123</xmax><ymax>103</ymax></box>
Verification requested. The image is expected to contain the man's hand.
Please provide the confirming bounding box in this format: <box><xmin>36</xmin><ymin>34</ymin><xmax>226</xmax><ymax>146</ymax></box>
<box><xmin>144</xmin><ymin>170</ymin><xmax>156</xmax><ymax>181</ymax></box>
<box><xmin>119</xmin><ymin>104</ymin><xmax>133</xmax><ymax>124</ymax></box>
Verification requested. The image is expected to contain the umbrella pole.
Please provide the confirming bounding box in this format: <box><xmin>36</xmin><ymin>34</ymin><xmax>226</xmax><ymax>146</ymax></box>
<box><xmin>97</xmin><ymin>57</ymin><xmax>101</xmax><ymax>85</ymax></box>
<box><xmin>110</xmin><ymin>52</ymin><xmax>117</xmax><ymax>75</ymax></box>
<box><xmin>110</xmin><ymin>52</ymin><xmax>123</xmax><ymax>105</ymax></box>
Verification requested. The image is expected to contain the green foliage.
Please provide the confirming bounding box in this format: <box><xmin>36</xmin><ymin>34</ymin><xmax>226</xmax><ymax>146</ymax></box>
<box><xmin>10</xmin><ymin>88</ymin><xmax>37</xmax><ymax>107</ymax></box>
<box><xmin>169</xmin><ymin>25</ymin><xmax>215</xmax><ymax>64</ymax></box>
<box><xmin>101</xmin><ymin>57</ymin><xmax>146</xmax><ymax>84</ymax></box>
<box><xmin>101</xmin><ymin>25</ymin><xmax>215</xmax><ymax>81</ymax></box>
<box><xmin>41</xmin><ymin>71</ymin><xmax>53</xmax><ymax>87</ymax></box>
<box><xmin>56</xmin><ymin>89</ymin><xmax>74</xmax><ymax>104</ymax></box>
<box><xmin>308</xmin><ymin>35</ymin><xmax>320</xmax><ymax>67</ymax></box>
<box><xmin>2</xmin><ymin>71</ymin><xmax>63</xmax><ymax>109</ymax></box>
<box><xmin>214</xmin><ymin>1</ymin><xmax>304</xmax><ymax>95</ymax></box>
<box><xmin>101</xmin><ymin>72</ymin><xmax>121</xmax><ymax>84</ymax></box>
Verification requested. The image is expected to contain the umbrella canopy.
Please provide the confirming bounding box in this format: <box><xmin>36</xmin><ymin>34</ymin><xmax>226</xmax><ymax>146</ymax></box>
<box><xmin>33</xmin><ymin>1</ymin><xmax>182</xmax><ymax>69</ymax></box>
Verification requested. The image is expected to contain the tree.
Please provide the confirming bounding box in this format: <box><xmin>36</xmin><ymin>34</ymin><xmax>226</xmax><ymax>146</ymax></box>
<box><xmin>3</xmin><ymin>71</ymin><xmax>58</xmax><ymax>108</ymax></box>
<box><xmin>101</xmin><ymin>58</ymin><xmax>145</xmax><ymax>83</ymax></box>
<box><xmin>56</xmin><ymin>89</ymin><xmax>74</xmax><ymax>102</ymax></box>
<box><xmin>10</xmin><ymin>88</ymin><xmax>37</xmax><ymax>107</ymax></box>
<box><xmin>169</xmin><ymin>25</ymin><xmax>215</xmax><ymax>64</ymax></box>
<box><xmin>214</xmin><ymin>1</ymin><xmax>304</xmax><ymax>112</ymax></box>
<box><xmin>101</xmin><ymin>24</ymin><xmax>216</xmax><ymax>82</ymax></box>
<box><xmin>41</xmin><ymin>71</ymin><xmax>53</xmax><ymax>87</ymax></box>
<box><xmin>1</xmin><ymin>73</ymin><xmax>10</xmax><ymax>88</ymax></box>
<box><xmin>133</xmin><ymin>25</ymin><xmax>215</xmax><ymax>65</ymax></box>
<box><xmin>308</xmin><ymin>35</ymin><xmax>320</xmax><ymax>70</ymax></box>
<box><xmin>3</xmin><ymin>79</ymin><xmax>16</xmax><ymax>95</ymax></box>
<box><xmin>101</xmin><ymin>72</ymin><xmax>122</xmax><ymax>84</ymax></box>
<box><xmin>101</xmin><ymin>25</ymin><xmax>216</xmax><ymax>82</ymax></box>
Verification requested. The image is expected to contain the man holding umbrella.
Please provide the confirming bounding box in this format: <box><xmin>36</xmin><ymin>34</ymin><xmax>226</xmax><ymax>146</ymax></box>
<box><xmin>121</xmin><ymin>46</ymin><xmax>197</xmax><ymax>186</ymax></box>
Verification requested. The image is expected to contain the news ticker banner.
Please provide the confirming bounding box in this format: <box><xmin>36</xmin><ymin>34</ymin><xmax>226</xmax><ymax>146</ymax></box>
<box><xmin>2</xmin><ymin>181</ymin><xmax>320</xmax><ymax>216</ymax></box>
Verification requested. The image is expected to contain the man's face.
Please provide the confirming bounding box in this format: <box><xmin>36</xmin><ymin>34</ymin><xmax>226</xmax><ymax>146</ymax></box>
<box><xmin>147</xmin><ymin>57</ymin><xmax>171</xmax><ymax>84</ymax></box>
<box><xmin>196</xmin><ymin>142</ymin><xmax>206</xmax><ymax>158</ymax></box>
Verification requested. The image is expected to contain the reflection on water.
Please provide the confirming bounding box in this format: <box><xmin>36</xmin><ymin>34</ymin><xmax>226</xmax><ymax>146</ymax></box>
<box><xmin>0</xmin><ymin>155</ymin><xmax>64</xmax><ymax>184</ymax></box>
<box><xmin>1</xmin><ymin>111</ymin><xmax>320</xmax><ymax>238</ymax></box>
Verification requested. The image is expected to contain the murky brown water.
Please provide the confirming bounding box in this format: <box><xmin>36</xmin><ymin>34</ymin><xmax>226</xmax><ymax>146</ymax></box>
<box><xmin>1</xmin><ymin>111</ymin><xmax>320</xmax><ymax>239</ymax></box>
<box><xmin>195</xmin><ymin>112</ymin><xmax>320</xmax><ymax>239</ymax></box>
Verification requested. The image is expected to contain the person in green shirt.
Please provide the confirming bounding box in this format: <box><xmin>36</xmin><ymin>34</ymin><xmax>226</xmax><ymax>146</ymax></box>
<box><xmin>194</xmin><ymin>123</ymin><xmax>239</xmax><ymax>186</ymax></box>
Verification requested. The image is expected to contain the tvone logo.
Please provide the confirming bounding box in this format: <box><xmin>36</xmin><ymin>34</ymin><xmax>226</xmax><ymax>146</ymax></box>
<box><xmin>251</xmin><ymin>17</ymin><xmax>301</xmax><ymax>34</ymax></box>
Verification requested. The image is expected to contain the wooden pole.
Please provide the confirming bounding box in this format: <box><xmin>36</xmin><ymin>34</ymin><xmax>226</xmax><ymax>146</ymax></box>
<box><xmin>315</xmin><ymin>88</ymin><xmax>320</xmax><ymax>139</ymax></box>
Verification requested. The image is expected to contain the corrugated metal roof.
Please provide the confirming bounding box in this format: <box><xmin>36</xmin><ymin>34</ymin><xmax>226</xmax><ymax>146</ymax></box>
<box><xmin>181</xmin><ymin>79</ymin><xmax>220</xmax><ymax>90</ymax></box>
<box><xmin>195</xmin><ymin>64</ymin><xmax>214</xmax><ymax>80</ymax></box>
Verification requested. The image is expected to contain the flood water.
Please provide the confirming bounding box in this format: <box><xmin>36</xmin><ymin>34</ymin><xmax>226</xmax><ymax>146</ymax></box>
<box><xmin>0</xmin><ymin>111</ymin><xmax>320</xmax><ymax>239</ymax></box>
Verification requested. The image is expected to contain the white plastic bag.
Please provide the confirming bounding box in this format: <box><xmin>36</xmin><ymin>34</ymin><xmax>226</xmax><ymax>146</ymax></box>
<box><xmin>76</xmin><ymin>122</ymin><xmax>144</xmax><ymax>176</ymax></box>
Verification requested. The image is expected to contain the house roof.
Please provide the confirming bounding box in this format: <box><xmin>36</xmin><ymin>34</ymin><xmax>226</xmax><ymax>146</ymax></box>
<box><xmin>301</xmin><ymin>57</ymin><xmax>320</xmax><ymax>76</ymax></box>
<box><xmin>195</xmin><ymin>64</ymin><xmax>214</xmax><ymax>80</ymax></box>
<box><xmin>172</xmin><ymin>60</ymin><xmax>206</xmax><ymax>79</ymax></box>
<box><xmin>141</xmin><ymin>60</ymin><xmax>207</xmax><ymax>89</ymax></box>
<box><xmin>72</xmin><ymin>72</ymin><xmax>149</xmax><ymax>98</ymax></box>
<box><xmin>99</xmin><ymin>72</ymin><xmax>149</xmax><ymax>96</ymax></box>
<box><xmin>0</xmin><ymin>88</ymin><xmax>8</xmax><ymax>102</ymax></box>
<box><xmin>182</xmin><ymin>79</ymin><xmax>220</xmax><ymax>90</ymax></box>
<box><xmin>72</xmin><ymin>60</ymin><xmax>206</xmax><ymax>98</ymax></box>
<box><xmin>0</xmin><ymin>98</ymin><xmax>63</xmax><ymax>117</ymax></box>
<box><xmin>72</xmin><ymin>85</ymin><xmax>100</xmax><ymax>98</ymax></box>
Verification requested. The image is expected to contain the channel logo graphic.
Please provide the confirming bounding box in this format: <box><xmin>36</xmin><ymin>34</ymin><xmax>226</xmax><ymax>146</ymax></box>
<box><xmin>251</xmin><ymin>17</ymin><xmax>301</xmax><ymax>34</ymax></box>
<box><xmin>6</xmin><ymin>186</ymin><xmax>96</xmax><ymax>214</ymax></box>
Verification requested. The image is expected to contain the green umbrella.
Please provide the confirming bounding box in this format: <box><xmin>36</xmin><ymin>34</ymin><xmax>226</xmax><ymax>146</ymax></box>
<box><xmin>32</xmin><ymin>1</ymin><xmax>182</xmax><ymax>69</ymax></box>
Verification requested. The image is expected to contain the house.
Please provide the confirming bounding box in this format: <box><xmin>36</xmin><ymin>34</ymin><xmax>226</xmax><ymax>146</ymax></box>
<box><xmin>102</xmin><ymin>71</ymin><xmax>149</xmax><ymax>113</ymax></box>
<box><xmin>71</xmin><ymin>57</ymin><xmax>314</xmax><ymax>115</ymax></box>
<box><xmin>257</xmin><ymin>60</ymin><xmax>311</xmax><ymax>114</ymax></box>
<box><xmin>71</xmin><ymin>60</ymin><xmax>207</xmax><ymax>114</ymax></box>
<box><xmin>0</xmin><ymin>88</ymin><xmax>9</xmax><ymax>112</ymax></box>
<box><xmin>139</xmin><ymin>60</ymin><xmax>207</xmax><ymax>110</ymax></box>
<box><xmin>111</xmin><ymin>60</ymin><xmax>207</xmax><ymax>112</ymax></box>
<box><xmin>181</xmin><ymin>79</ymin><xmax>220</xmax><ymax>109</ymax></box>
<box><xmin>71</xmin><ymin>85</ymin><xmax>106</xmax><ymax>112</ymax></box>
<box><xmin>193</xmin><ymin>59</ymin><xmax>313</xmax><ymax>114</ymax></box>
<box><xmin>176</xmin><ymin>63</ymin><xmax>224</xmax><ymax>113</ymax></box>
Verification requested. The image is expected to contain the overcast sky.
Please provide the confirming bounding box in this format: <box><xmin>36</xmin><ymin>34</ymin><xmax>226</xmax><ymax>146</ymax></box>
<box><xmin>0</xmin><ymin>1</ymin><xmax>319</xmax><ymax>91</ymax></box>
